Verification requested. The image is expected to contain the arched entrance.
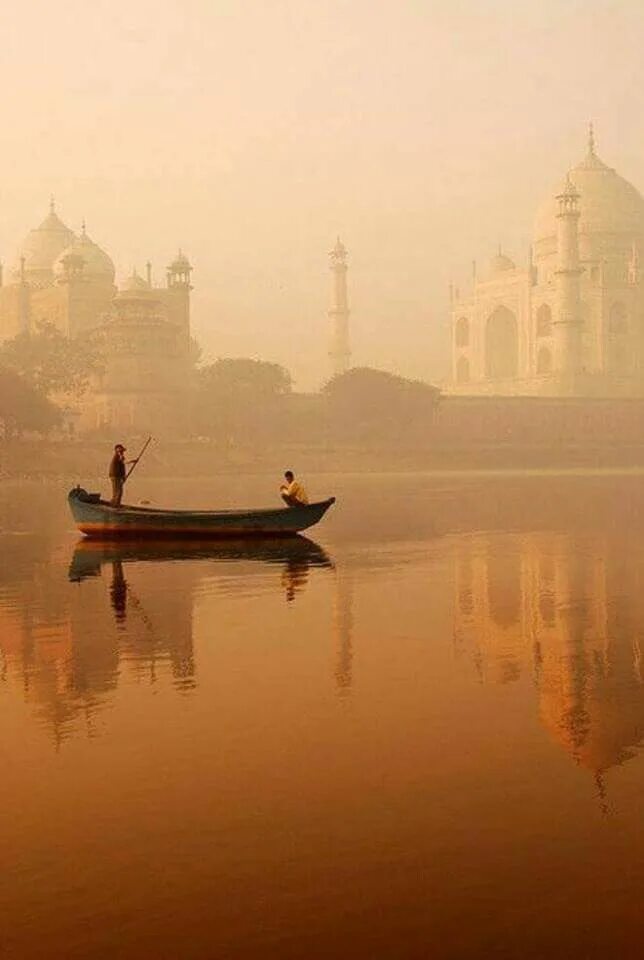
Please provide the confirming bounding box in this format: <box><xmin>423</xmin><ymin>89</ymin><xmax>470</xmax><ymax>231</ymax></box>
<box><xmin>455</xmin><ymin>317</ymin><xmax>469</xmax><ymax>347</ymax></box>
<box><xmin>536</xmin><ymin>304</ymin><xmax>552</xmax><ymax>337</ymax></box>
<box><xmin>485</xmin><ymin>306</ymin><xmax>518</xmax><ymax>379</ymax></box>
<box><xmin>456</xmin><ymin>355</ymin><xmax>470</xmax><ymax>383</ymax></box>
<box><xmin>536</xmin><ymin>347</ymin><xmax>552</xmax><ymax>375</ymax></box>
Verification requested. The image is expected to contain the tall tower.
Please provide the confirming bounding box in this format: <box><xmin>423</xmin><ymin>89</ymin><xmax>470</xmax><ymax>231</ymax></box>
<box><xmin>165</xmin><ymin>249</ymin><xmax>193</xmax><ymax>349</ymax></box>
<box><xmin>328</xmin><ymin>237</ymin><xmax>351</xmax><ymax>377</ymax></box>
<box><xmin>554</xmin><ymin>175</ymin><xmax>583</xmax><ymax>383</ymax></box>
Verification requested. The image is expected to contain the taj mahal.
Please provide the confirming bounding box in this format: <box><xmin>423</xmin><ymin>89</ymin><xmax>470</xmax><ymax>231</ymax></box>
<box><xmin>449</xmin><ymin>126</ymin><xmax>644</xmax><ymax>397</ymax></box>
<box><xmin>3</xmin><ymin>124</ymin><xmax>644</xmax><ymax>438</ymax></box>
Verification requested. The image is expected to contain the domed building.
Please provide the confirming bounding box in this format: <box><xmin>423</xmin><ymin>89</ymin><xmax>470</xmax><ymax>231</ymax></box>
<box><xmin>87</xmin><ymin>269</ymin><xmax>190</xmax><ymax>432</ymax></box>
<box><xmin>450</xmin><ymin>127</ymin><xmax>644</xmax><ymax>396</ymax></box>
<box><xmin>0</xmin><ymin>202</ymin><xmax>193</xmax><ymax>433</ymax></box>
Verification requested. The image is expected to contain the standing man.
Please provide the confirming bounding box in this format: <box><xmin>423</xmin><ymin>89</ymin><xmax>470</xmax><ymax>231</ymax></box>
<box><xmin>109</xmin><ymin>444</ymin><xmax>138</xmax><ymax>507</ymax></box>
<box><xmin>280</xmin><ymin>470</ymin><xmax>309</xmax><ymax>507</ymax></box>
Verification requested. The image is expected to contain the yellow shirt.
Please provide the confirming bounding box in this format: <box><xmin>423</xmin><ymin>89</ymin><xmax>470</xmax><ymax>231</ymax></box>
<box><xmin>282</xmin><ymin>480</ymin><xmax>309</xmax><ymax>504</ymax></box>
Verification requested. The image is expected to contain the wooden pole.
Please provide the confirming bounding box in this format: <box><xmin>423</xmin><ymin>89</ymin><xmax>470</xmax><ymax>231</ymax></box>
<box><xmin>125</xmin><ymin>436</ymin><xmax>152</xmax><ymax>482</ymax></box>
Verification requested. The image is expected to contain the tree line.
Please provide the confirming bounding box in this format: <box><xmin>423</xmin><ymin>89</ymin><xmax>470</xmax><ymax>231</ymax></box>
<box><xmin>0</xmin><ymin>322</ymin><xmax>440</xmax><ymax>447</ymax></box>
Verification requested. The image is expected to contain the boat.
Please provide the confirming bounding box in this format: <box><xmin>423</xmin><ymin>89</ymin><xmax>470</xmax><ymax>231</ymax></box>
<box><xmin>68</xmin><ymin>486</ymin><xmax>336</xmax><ymax>539</ymax></box>
<box><xmin>68</xmin><ymin>535</ymin><xmax>333</xmax><ymax>581</ymax></box>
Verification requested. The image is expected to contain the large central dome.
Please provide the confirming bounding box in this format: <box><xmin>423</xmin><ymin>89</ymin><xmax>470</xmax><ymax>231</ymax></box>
<box><xmin>533</xmin><ymin>131</ymin><xmax>644</xmax><ymax>261</ymax></box>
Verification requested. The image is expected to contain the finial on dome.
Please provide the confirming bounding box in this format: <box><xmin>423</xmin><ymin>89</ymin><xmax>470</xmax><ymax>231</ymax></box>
<box><xmin>49</xmin><ymin>194</ymin><xmax>55</xmax><ymax>214</ymax></box>
<box><xmin>588</xmin><ymin>121</ymin><xmax>596</xmax><ymax>158</ymax></box>
<box><xmin>81</xmin><ymin>218</ymin><xmax>87</xmax><ymax>238</ymax></box>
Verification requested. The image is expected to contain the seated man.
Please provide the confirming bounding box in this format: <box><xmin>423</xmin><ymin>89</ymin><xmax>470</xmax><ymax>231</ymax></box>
<box><xmin>280</xmin><ymin>470</ymin><xmax>309</xmax><ymax>507</ymax></box>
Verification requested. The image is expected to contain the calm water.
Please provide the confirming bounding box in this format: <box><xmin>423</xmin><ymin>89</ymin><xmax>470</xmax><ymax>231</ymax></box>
<box><xmin>3</xmin><ymin>472</ymin><xmax>644</xmax><ymax>959</ymax></box>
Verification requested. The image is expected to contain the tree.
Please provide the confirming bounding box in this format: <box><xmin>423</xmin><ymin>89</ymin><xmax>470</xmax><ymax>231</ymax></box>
<box><xmin>0</xmin><ymin>366</ymin><xmax>61</xmax><ymax>439</ymax></box>
<box><xmin>193</xmin><ymin>358</ymin><xmax>292</xmax><ymax>443</ymax></box>
<box><xmin>0</xmin><ymin>321</ymin><xmax>103</xmax><ymax>398</ymax></box>
<box><xmin>322</xmin><ymin>367</ymin><xmax>440</xmax><ymax>446</ymax></box>
<box><xmin>199</xmin><ymin>358</ymin><xmax>292</xmax><ymax>399</ymax></box>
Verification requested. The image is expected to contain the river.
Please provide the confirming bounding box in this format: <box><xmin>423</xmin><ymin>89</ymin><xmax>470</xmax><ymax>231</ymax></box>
<box><xmin>2</xmin><ymin>471</ymin><xmax>644</xmax><ymax>959</ymax></box>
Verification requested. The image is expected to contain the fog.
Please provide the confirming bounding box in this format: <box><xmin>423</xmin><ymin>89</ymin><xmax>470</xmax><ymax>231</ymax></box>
<box><xmin>2</xmin><ymin>0</ymin><xmax>643</xmax><ymax>389</ymax></box>
<box><xmin>7</xmin><ymin>9</ymin><xmax>644</xmax><ymax>955</ymax></box>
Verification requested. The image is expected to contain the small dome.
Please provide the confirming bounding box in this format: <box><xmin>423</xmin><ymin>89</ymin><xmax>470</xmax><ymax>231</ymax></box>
<box><xmin>488</xmin><ymin>250</ymin><xmax>516</xmax><ymax>276</ymax></box>
<box><xmin>12</xmin><ymin>201</ymin><xmax>76</xmax><ymax>279</ymax></box>
<box><xmin>120</xmin><ymin>269</ymin><xmax>149</xmax><ymax>293</ymax></box>
<box><xmin>54</xmin><ymin>225</ymin><xmax>115</xmax><ymax>283</ymax></box>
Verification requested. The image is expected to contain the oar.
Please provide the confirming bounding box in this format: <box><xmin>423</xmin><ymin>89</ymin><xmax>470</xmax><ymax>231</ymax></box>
<box><xmin>126</xmin><ymin>435</ymin><xmax>152</xmax><ymax>482</ymax></box>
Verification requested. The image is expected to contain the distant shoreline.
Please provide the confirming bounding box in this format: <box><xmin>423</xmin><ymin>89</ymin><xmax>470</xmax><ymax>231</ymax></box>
<box><xmin>4</xmin><ymin>438</ymin><xmax>644</xmax><ymax>481</ymax></box>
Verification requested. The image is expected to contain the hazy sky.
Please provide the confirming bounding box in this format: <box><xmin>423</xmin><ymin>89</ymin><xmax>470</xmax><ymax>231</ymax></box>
<box><xmin>2</xmin><ymin>0</ymin><xmax>644</xmax><ymax>388</ymax></box>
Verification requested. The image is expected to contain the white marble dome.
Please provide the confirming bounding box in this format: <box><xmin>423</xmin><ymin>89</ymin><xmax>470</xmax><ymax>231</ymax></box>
<box><xmin>533</xmin><ymin>136</ymin><xmax>644</xmax><ymax>261</ymax></box>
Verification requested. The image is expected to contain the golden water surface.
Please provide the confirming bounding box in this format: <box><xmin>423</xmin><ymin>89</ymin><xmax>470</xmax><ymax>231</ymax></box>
<box><xmin>2</xmin><ymin>472</ymin><xmax>644</xmax><ymax>959</ymax></box>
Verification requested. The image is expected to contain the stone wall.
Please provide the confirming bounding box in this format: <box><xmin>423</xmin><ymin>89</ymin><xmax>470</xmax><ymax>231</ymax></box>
<box><xmin>432</xmin><ymin>394</ymin><xmax>644</xmax><ymax>449</ymax></box>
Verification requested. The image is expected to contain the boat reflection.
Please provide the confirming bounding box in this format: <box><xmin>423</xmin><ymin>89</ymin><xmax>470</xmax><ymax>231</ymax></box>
<box><xmin>69</xmin><ymin>535</ymin><xmax>333</xmax><ymax>586</ymax></box>
<box><xmin>0</xmin><ymin>536</ymin><xmax>335</xmax><ymax>746</ymax></box>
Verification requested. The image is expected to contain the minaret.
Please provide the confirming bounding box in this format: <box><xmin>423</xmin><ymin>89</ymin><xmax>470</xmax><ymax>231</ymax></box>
<box><xmin>328</xmin><ymin>237</ymin><xmax>351</xmax><ymax>377</ymax></box>
<box><xmin>554</xmin><ymin>175</ymin><xmax>583</xmax><ymax>383</ymax></box>
<box><xmin>166</xmin><ymin>249</ymin><xmax>193</xmax><ymax>349</ymax></box>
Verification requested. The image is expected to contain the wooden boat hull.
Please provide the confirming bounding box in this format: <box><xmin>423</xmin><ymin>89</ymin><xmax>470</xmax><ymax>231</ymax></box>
<box><xmin>68</xmin><ymin>488</ymin><xmax>335</xmax><ymax>539</ymax></box>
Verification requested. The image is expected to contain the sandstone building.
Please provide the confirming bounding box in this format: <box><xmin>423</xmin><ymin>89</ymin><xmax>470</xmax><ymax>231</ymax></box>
<box><xmin>450</xmin><ymin>128</ymin><xmax>644</xmax><ymax>397</ymax></box>
<box><xmin>0</xmin><ymin>201</ymin><xmax>192</xmax><ymax>432</ymax></box>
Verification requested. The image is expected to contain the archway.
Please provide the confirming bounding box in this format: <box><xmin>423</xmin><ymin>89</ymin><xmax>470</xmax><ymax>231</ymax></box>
<box><xmin>609</xmin><ymin>302</ymin><xmax>628</xmax><ymax>335</ymax></box>
<box><xmin>536</xmin><ymin>347</ymin><xmax>552</xmax><ymax>375</ymax></box>
<box><xmin>455</xmin><ymin>316</ymin><xmax>469</xmax><ymax>347</ymax></box>
<box><xmin>536</xmin><ymin>304</ymin><xmax>552</xmax><ymax>337</ymax></box>
<box><xmin>485</xmin><ymin>306</ymin><xmax>518</xmax><ymax>379</ymax></box>
<box><xmin>456</xmin><ymin>355</ymin><xmax>470</xmax><ymax>383</ymax></box>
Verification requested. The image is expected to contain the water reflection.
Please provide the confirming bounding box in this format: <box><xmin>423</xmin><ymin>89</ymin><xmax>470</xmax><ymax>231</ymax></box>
<box><xmin>453</xmin><ymin>531</ymin><xmax>644</xmax><ymax>778</ymax></box>
<box><xmin>69</xmin><ymin>535</ymin><xmax>332</xmax><ymax>583</ymax></box>
<box><xmin>333</xmin><ymin>570</ymin><xmax>354</xmax><ymax>696</ymax></box>
<box><xmin>0</xmin><ymin>535</ymin><xmax>333</xmax><ymax>744</ymax></box>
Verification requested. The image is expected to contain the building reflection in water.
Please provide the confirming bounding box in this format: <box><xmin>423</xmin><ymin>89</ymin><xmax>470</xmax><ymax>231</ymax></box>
<box><xmin>454</xmin><ymin>531</ymin><xmax>644</xmax><ymax>783</ymax></box>
<box><xmin>332</xmin><ymin>569</ymin><xmax>354</xmax><ymax>697</ymax></box>
<box><xmin>0</xmin><ymin>536</ymin><xmax>333</xmax><ymax>745</ymax></box>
